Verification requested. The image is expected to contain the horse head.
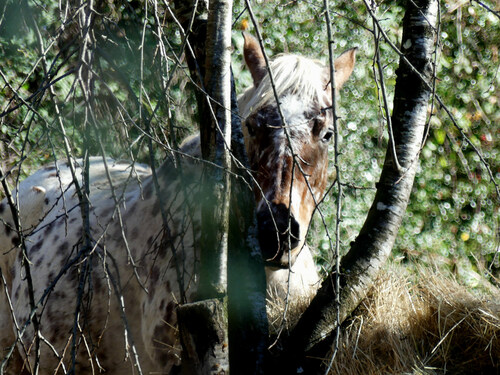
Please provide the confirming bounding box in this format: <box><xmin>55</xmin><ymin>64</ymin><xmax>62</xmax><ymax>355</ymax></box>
<box><xmin>239</xmin><ymin>33</ymin><xmax>356</xmax><ymax>268</ymax></box>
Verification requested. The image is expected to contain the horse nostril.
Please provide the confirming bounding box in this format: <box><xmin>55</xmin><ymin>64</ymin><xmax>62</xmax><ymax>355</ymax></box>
<box><xmin>256</xmin><ymin>210</ymin><xmax>278</xmax><ymax>260</ymax></box>
<box><xmin>256</xmin><ymin>203</ymin><xmax>301</xmax><ymax>262</ymax></box>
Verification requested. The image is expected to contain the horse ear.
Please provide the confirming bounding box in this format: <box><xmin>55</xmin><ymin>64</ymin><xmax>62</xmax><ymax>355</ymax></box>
<box><xmin>333</xmin><ymin>47</ymin><xmax>357</xmax><ymax>90</ymax></box>
<box><xmin>243</xmin><ymin>32</ymin><xmax>267</xmax><ymax>87</ymax></box>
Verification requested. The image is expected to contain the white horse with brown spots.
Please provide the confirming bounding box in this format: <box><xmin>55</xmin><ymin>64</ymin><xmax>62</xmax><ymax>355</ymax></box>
<box><xmin>0</xmin><ymin>34</ymin><xmax>355</xmax><ymax>374</ymax></box>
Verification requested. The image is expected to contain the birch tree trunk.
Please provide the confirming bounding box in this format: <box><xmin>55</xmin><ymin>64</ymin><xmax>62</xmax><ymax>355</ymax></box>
<box><xmin>282</xmin><ymin>0</ymin><xmax>439</xmax><ymax>372</ymax></box>
<box><xmin>177</xmin><ymin>0</ymin><xmax>232</xmax><ymax>372</ymax></box>
<box><xmin>174</xmin><ymin>0</ymin><xmax>268</xmax><ymax>373</ymax></box>
<box><xmin>197</xmin><ymin>0</ymin><xmax>233</xmax><ymax>301</ymax></box>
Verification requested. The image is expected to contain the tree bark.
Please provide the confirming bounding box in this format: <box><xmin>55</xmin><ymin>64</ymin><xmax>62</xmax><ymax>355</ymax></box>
<box><xmin>177</xmin><ymin>299</ymin><xmax>229</xmax><ymax>374</ymax></box>
<box><xmin>227</xmin><ymin>76</ymin><xmax>268</xmax><ymax>374</ymax></box>
<box><xmin>176</xmin><ymin>0</ymin><xmax>232</xmax><ymax>372</ymax></box>
<box><xmin>174</xmin><ymin>1</ymin><xmax>268</xmax><ymax>373</ymax></box>
<box><xmin>197</xmin><ymin>0</ymin><xmax>233</xmax><ymax>301</ymax></box>
<box><xmin>283</xmin><ymin>0</ymin><xmax>439</xmax><ymax>372</ymax></box>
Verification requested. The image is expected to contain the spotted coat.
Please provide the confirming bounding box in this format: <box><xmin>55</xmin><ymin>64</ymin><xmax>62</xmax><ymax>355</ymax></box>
<box><xmin>0</xmin><ymin>33</ymin><xmax>356</xmax><ymax>374</ymax></box>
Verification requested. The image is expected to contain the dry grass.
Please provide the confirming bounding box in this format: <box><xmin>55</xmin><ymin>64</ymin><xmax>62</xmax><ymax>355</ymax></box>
<box><xmin>326</xmin><ymin>265</ymin><xmax>500</xmax><ymax>374</ymax></box>
<box><xmin>266</xmin><ymin>288</ymin><xmax>314</xmax><ymax>339</ymax></box>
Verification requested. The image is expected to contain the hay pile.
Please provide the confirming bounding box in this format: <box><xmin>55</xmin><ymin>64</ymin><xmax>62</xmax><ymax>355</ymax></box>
<box><xmin>326</xmin><ymin>266</ymin><xmax>500</xmax><ymax>374</ymax></box>
<box><xmin>266</xmin><ymin>288</ymin><xmax>314</xmax><ymax>347</ymax></box>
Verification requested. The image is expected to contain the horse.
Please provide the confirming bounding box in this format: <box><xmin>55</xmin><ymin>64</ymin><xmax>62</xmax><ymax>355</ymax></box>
<box><xmin>0</xmin><ymin>33</ymin><xmax>356</xmax><ymax>374</ymax></box>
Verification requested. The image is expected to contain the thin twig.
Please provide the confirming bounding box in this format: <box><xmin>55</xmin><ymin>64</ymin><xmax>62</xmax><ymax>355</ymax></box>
<box><xmin>0</xmin><ymin>166</ymin><xmax>40</xmax><ymax>374</ymax></box>
<box><xmin>369</xmin><ymin>1</ymin><xmax>403</xmax><ymax>172</ymax></box>
<box><xmin>323</xmin><ymin>0</ymin><xmax>343</xmax><ymax>372</ymax></box>
<box><xmin>362</xmin><ymin>0</ymin><xmax>500</xmax><ymax>201</ymax></box>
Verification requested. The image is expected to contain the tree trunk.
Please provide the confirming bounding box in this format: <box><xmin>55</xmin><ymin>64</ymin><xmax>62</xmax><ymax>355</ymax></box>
<box><xmin>177</xmin><ymin>299</ymin><xmax>229</xmax><ymax>374</ymax></box>
<box><xmin>176</xmin><ymin>0</ymin><xmax>232</xmax><ymax>372</ymax></box>
<box><xmin>226</xmin><ymin>75</ymin><xmax>268</xmax><ymax>374</ymax></box>
<box><xmin>174</xmin><ymin>0</ymin><xmax>268</xmax><ymax>373</ymax></box>
<box><xmin>197</xmin><ymin>0</ymin><xmax>233</xmax><ymax>301</ymax></box>
<box><xmin>282</xmin><ymin>0</ymin><xmax>439</xmax><ymax>372</ymax></box>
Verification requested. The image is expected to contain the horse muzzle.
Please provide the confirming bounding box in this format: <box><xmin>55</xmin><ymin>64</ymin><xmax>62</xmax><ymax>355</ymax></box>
<box><xmin>256</xmin><ymin>203</ymin><xmax>301</xmax><ymax>266</ymax></box>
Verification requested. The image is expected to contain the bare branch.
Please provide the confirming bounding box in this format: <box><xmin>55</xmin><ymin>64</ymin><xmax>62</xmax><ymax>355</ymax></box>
<box><xmin>323</xmin><ymin>0</ymin><xmax>343</xmax><ymax>371</ymax></box>
<box><xmin>285</xmin><ymin>1</ymin><xmax>440</xmax><ymax>373</ymax></box>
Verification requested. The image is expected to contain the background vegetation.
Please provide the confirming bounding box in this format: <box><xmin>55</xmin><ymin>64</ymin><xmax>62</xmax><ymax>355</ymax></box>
<box><xmin>1</xmin><ymin>0</ymin><xmax>499</xmax><ymax>289</ymax></box>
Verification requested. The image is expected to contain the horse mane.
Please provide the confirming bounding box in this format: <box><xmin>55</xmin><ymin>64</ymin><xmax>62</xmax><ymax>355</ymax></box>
<box><xmin>238</xmin><ymin>54</ymin><xmax>328</xmax><ymax>119</ymax></box>
<box><xmin>178</xmin><ymin>54</ymin><xmax>329</xmax><ymax>158</ymax></box>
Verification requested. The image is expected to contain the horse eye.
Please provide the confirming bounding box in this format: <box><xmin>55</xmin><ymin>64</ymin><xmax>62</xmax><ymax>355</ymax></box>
<box><xmin>322</xmin><ymin>130</ymin><xmax>334</xmax><ymax>143</ymax></box>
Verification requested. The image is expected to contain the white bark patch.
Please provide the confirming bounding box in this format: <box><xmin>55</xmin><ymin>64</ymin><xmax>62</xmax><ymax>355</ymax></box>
<box><xmin>376</xmin><ymin>201</ymin><xmax>398</xmax><ymax>214</ymax></box>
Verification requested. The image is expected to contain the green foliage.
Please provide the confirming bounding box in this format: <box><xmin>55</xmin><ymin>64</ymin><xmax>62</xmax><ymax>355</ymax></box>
<box><xmin>1</xmin><ymin>0</ymin><xmax>498</xmax><ymax>284</ymax></box>
<box><xmin>394</xmin><ymin>1</ymin><xmax>499</xmax><ymax>279</ymax></box>
<box><xmin>232</xmin><ymin>0</ymin><xmax>499</xmax><ymax>283</ymax></box>
<box><xmin>0</xmin><ymin>0</ymin><xmax>196</xmax><ymax>180</ymax></box>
